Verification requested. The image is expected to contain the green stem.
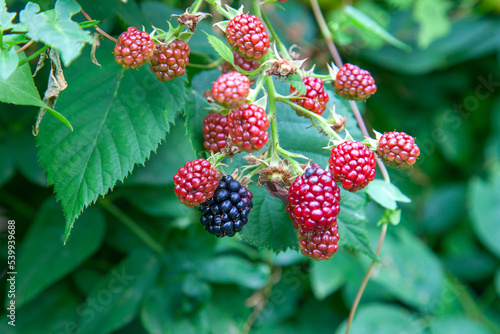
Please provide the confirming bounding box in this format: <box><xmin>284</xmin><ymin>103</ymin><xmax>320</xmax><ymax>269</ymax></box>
<box><xmin>18</xmin><ymin>45</ymin><xmax>49</xmax><ymax>66</ymax></box>
<box><xmin>0</xmin><ymin>31</ymin><xmax>3</xmax><ymax>51</ymax></box>
<box><xmin>251</xmin><ymin>0</ymin><xmax>262</xmax><ymax>17</ymax></box>
<box><xmin>277</xmin><ymin>96</ymin><xmax>343</xmax><ymax>141</ymax></box>
<box><xmin>187</xmin><ymin>58</ymin><xmax>222</xmax><ymax>69</ymax></box>
<box><xmin>248</xmin><ymin>73</ymin><xmax>266</xmax><ymax>101</ymax></box>
<box><xmin>78</xmin><ymin>20</ymin><xmax>100</xmax><ymax>29</ymax></box>
<box><xmin>204</xmin><ymin>0</ymin><xmax>231</xmax><ymax>18</ymax></box>
<box><xmin>261</xmin><ymin>11</ymin><xmax>291</xmax><ymax>60</ymax></box>
<box><xmin>266</xmin><ymin>76</ymin><xmax>280</xmax><ymax>166</ymax></box>
<box><xmin>100</xmin><ymin>200</ymin><xmax>165</xmax><ymax>254</ymax></box>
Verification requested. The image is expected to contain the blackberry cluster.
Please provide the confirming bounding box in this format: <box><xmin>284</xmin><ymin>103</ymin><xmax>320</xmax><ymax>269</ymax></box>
<box><xmin>150</xmin><ymin>39</ymin><xmax>190</xmax><ymax>81</ymax></box>
<box><xmin>329</xmin><ymin>141</ymin><xmax>376</xmax><ymax>192</ymax></box>
<box><xmin>334</xmin><ymin>63</ymin><xmax>377</xmax><ymax>102</ymax></box>
<box><xmin>114</xmin><ymin>27</ymin><xmax>155</xmax><ymax>69</ymax></box>
<box><xmin>377</xmin><ymin>131</ymin><xmax>420</xmax><ymax>168</ymax></box>
<box><xmin>212</xmin><ymin>72</ymin><xmax>250</xmax><ymax>109</ymax></box>
<box><xmin>202</xmin><ymin>113</ymin><xmax>230</xmax><ymax>154</ymax></box>
<box><xmin>226</xmin><ymin>14</ymin><xmax>270</xmax><ymax>60</ymax></box>
<box><xmin>199</xmin><ymin>175</ymin><xmax>253</xmax><ymax>237</ymax></box>
<box><xmin>287</xmin><ymin>167</ymin><xmax>341</xmax><ymax>261</ymax></box>
<box><xmin>173</xmin><ymin>159</ymin><xmax>220</xmax><ymax>207</ymax></box>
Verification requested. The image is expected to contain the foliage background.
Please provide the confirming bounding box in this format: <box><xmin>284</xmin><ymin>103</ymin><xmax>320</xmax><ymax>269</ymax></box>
<box><xmin>1</xmin><ymin>0</ymin><xmax>500</xmax><ymax>333</ymax></box>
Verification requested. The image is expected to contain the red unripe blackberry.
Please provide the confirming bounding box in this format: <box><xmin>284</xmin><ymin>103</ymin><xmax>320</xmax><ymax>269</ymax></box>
<box><xmin>226</xmin><ymin>14</ymin><xmax>270</xmax><ymax>60</ymax></box>
<box><xmin>114</xmin><ymin>27</ymin><xmax>155</xmax><ymax>69</ymax></box>
<box><xmin>329</xmin><ymin>141</ymin><xmax>376</xmax><ymax>192</ymax></box>
<box><xmin>203</xmin><ymin>113</ymin><xmax>230</xmax><ymax>153</ymax></box>
<box><xmin>334</xmin><ymin>63</ymin><xmax>377</xmax><ymax>102</ymax></box>
<box><xmin>222</xmin><ymin>51</ymin><xmax>261</xmax><ymax>74</ymax></box>
<box><xmin>228</xmin><ymin>104</ymin><xmax>270</xmax><ymax>153</ymax></box>
<box><xmin>377</xmin><ymin>131</ymin><xmax>420</xmax><ymax>168</ymax></box>
<box><xmin>290</xmin><ymin>76</ymin><xmax>329</xmax><ymax>116</ymax></box>
<box><xmin>287</xmin><ymin>167</ymin><xmax>341</xmax><ymax>232</ymax></box>
<box><xmin>212</xmin><ymin>72</ymin><xmax>250</xmax><ymax>109</ymax></box>
<box><xmin>150</xmin><ymin>39</ymin><xmax>190</xmax><ymax>81</ymax></box>
<box><xmin>173</xmin><ymin>159</ymin><xmax>220</xmax><ymax>207</ymax></box>
<box><xmin>298</xmin><ymin>223</ymin><xmax>340</xmax><ymax>261</ymax></box>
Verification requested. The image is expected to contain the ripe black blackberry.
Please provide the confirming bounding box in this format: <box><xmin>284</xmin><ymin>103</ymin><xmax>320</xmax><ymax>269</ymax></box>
<box><xmin>199</xmin><ymin>175</ymin><xmax>253</xmax><ymax>237</ymax></box>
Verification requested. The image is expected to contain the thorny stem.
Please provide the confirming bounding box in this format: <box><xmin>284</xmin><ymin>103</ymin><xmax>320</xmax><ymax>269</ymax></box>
<box><xmin>266</xmin><ymin>76</ymin><xmax>280</xmax><ymax>167</ymax></box>
<box><xmin>308</xmin><ymin>0</ymin><xmax>392</xmax><ymax>332</ymax></box>
<box><xmin>100</xmin><ymin>200</ymin><xmax>165</xmax><ymax>254</ymax></box>
<box><xmin>345</xmin><ymin>223</ymin><xmax>387</xmax><ymax>334</ymax></box>
<box><xmin>204</xmin><ymin>0</ymin><xmax>230</xmax><ymax>18</ymax></box>
<box><xmin>77</xmin><ymin>3</ymin><xmax>118</xmax><ymax>42</ymax></box>
<box><xmin>16</xmin><ymin>39</ymin><xmax>34</xmax><ymax>53</ymax></box>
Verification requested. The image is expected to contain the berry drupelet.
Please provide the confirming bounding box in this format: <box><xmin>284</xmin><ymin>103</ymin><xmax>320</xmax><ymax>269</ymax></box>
<box><xmin>202</xmin><ymin>113</ymin><xmax>230</xmax><ymax>154</ymax></box>
<box><xmin>228</xmin><ymin>104</ymin><xmax>270</xmax><ymax>153</ymax></box>
<box><xmin>212</xmin><ymin>72</ymin><xmax>250</xmax><ymax>109</ymax></box>
<box><xmin>297</xmin><ymin>223</ymin><xmax>340</xmax><ymax>261</ymax></box>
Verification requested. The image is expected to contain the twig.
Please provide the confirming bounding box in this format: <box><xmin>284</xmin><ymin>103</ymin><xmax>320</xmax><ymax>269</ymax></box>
<box><xmin>308</xmin><ymin>1</ymin><xmax>393</xmax><ymax>333</ymax></box>
<box><xmin>16</xmin><ymin>39</ymin><xmax>34</xmax><ymax>53</ymax></box>
<box><xmin>77</xmin><ymin>2</ymin><xmax>118</xmax><ymax>42</ymax></box>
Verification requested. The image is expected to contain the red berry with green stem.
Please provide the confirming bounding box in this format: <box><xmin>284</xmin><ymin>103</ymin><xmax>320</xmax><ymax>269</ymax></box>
<box><xmin>228</xmin><ymin>104</ymin><xmax>269</xmax><ymax>153</ymax></box>
<box><xmin>212</xmin><ymin>72</ymin><xmax>250</xmax><ymax>109</ymax></box>
<box><xmin>334</xmin><ymin>63</ymin><xmax>377</xmax><ymax>102</ymax></box>
<box><xmin>287</xmin><ymin>167</ymin><xmax>341</xmax><ymax>232</ymax></box>
<box><xmin>226</xmin><ymin>14</ymin><xmax>270</xmax><ymax>60</ymax></box>
<box><xmin>203</xmin><ymin>113</ymin><xmax>230</xmax><ymax>154</ymax></box>
<box><xmin>377</xmin><ymin>131</ymin><xmax>420</xmax><ymax>168</ymax></box>
<box><xmin>290</xmin><ymin>76</ymin><xmax>329</xmax><ymax>116</ymax></box>
<box><xmin>114</xmin><ymin>27</ymin><xmax>155</xmax><ymax>69</ymax></box>
<box><xmin>173</xmin><ymin>159</ymin><xmax>220</xmax><ymax>207</ymax></box>
<box><xmin>150</xmin><ymin>39</ymin><xmax>190</xmax><ymax>81</ymax></box>
<box><xmin>328</xmin><ymin>141</ymin><xmax>376</xmax><ymax>192</ymax></box>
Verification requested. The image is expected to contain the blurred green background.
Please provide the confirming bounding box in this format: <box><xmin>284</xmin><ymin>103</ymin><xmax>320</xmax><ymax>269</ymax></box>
<box><xmin>1</xmin><ymin>0</ymin><xmax>500</xmax><ymax>333</ymax></box>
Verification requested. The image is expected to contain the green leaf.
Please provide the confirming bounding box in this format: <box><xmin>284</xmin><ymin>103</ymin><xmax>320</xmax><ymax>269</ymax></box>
<box><xmin>413</xmin><ymin>0</ymin><xmax>452</xmax><ymax>48</ymax></box>
<box><xmin>429</xmin><ymin>316</ymin><xmax>490</xmax><ymax>334</ymax></box>
<box><xmin>337</xmin><ymin>191</ymin><xmax>376</xmax><ymax>259</ymax></box>
<box><xmin>286</xmin><ymin>73</ymin><xmax>307</xmax><ymax>95</ymax></box>
<box><xmin>495</xmin><ymin>269</ymin><xmax>500</xmax><ymax>297</ymax></box>
<box><xmin>36</xmin><ymin>40</ymin><xmax>186</xmax><ymax>241</ymax></box>
<box><xmin>0</xmin><ymin>282</ymin><xmax>80</xmax><ymax>334</ymax></box>
<box><xmin>310</xmin><ymin>251</ymin><xmax>357</xmax><ymax>300</ymax></box>
<box><xmin>78</xmin><ymin>249</ymin><xmax>160</xmax><ymax>334</ymax></box>
<box><xmin>468</xmin><ymin>175</ymin><xmax>500</xmax><ymax>259</ymax></box>
<box><xmin>19</xmin><ymin>0</ymin><xmax>93</xmax><ymax>66</ymax></box>
<box><xmin>0</xmin><ymin>51</ymin><xmax>72</xmax><ymax>130</ymax></box>
<box><xmin>0</xmin><ymin>47</ymin><xmax>18</xmax><ymax>80</ymax></box>
<box><xmin>0</xmin><ymin>0</ymin><xmax>16</xmax><ymax>31</ymax></box>
<box><xmin>13</xmin><ymin>198</ymin><xmax>105</xmax><ymax>308</ymax></box>
<box><xmin>360</xmin><ymin>228</ymin><xmax>444</xmax><ymax>312</ymax></box>
<box><xmin>185</xmin><ymin>89</ymin><xmax>210</xmax><ymax>155</ymax></box>
<box><xmin>343</xmin><ymin>5</ymin><xmax>411</xmax><ymax>52</ymax></box>
<box><xmin>205</xmin><ymin>32</ymin><xmax>234</xmax><ymax>63</ymax></box>
<box><xmin>201</xmin><ymin>255</ymin><xmax>271</xmax><ymax>289</ymax></box>
<box><xmin>365</xmin><ymin>180</ymin><xmax>411</xmax><ymax>210</ymax></box>
<box><xmin>241</xmin><ymin>186</ymin><xmax>298</xmax><ymax>253</ymax></box>
<box><xmin>335</xmin><ymin>303</ymin><xmax>423</xmax><ymax>334</ymax></box>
